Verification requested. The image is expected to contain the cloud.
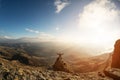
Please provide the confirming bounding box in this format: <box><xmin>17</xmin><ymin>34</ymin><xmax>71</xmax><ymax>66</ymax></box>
<box><xmin>78</xmin><ymin>0</ymin><xmax>120</xmax><ymax>47</ymax></box>
<box><xmin>4</xmin><ymin>36</ymin><xmax>12</xmax><ymax>39</ymax></box>
<box><xmin>54</xmin><ymin>0</ymin><xmax>70</xmax><ymax>13</ymax></box>
<box><xmin>25</xmin><ymin>28</ymin><xmax>40</xmax><ymax>34</ymax></box>
<box><xmin>0</xmin><ymin>35</ymin><xmax>12</xmax><ymax>39</ymax></box>
<box><xmin>55</xmin><ymin>27</ymin><xmax>60</xmax><ymax>31</ymax></box>
<box><xmin>78</xmin><ymin>0</ymin><xmax>120</xmax><ymax>29</ymax></box>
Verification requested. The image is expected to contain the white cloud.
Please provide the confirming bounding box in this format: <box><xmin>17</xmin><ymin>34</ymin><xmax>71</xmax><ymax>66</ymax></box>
<box><xmin>78</xmin><ymin>0</ymin><xmax>120</xmax><ymax>48</ymax></box>
<box><xmin>78</xmin><ymin>0</ymin><xmax>120</xmax><ymax>29</ymax></box>
<box><xmin>0</xmin><ymin>35</ymin><xmax>12</xmax><ymax>39</ymax></box>
<box><xmin>55</xmin><ymin>27</ymin><xmax>60</xmax><ymax>31</ymax></box>
<box><xmin>4</xmin><ymin>36</ymin><xmax>11</xmax><ymax>39</ymax></box>
<box><xmin>54</xmin><ymin>0</ymin><xmax>70</xmax><ymax>13</ymax></box>
<box><xmin>25</xmin><ymin>28</ymin><xmax>40</xmax><ymax>34</ymax></box>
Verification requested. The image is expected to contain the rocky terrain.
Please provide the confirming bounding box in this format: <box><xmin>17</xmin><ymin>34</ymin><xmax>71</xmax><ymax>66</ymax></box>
<box><xmin>0</xmin><ymin>56</ymin><xmax>113</xmax><ymax>80</ymax></box>
<box><xmin>0</xmin><ymin>40</ymin><xmax>120</xmax><ymax>80</ymax></box>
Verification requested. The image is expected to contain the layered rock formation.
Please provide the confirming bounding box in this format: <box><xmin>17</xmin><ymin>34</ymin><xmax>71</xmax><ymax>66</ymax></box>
<box><xmin>104</xmin><ymin>39</ymin><xmax>120</xmax><ymax>80</ymax></box>
<box><xmin>111</xmin><ymin>39</ymin><xmax>120</xmax><ymax>68</ymax></box>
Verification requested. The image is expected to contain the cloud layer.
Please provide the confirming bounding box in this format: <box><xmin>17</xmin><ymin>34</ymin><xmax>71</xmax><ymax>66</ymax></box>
<box><xmin>54</xmin><ymin>0</ymin><xmax>70</xmax><ymax>13</ymax></box>
<box><xmin>78</xmin><ymin>0</ymin><xmax>120</xmax><ymax>46</ymax></box>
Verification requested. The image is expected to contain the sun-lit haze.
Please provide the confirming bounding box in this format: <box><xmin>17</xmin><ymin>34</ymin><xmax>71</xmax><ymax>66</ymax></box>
<box><xmin>55</xmin><ymin>0</ymin><xmax>120</xmax><ymax>54</ymax></box>
<box><xmin>0</xmin><ymin>0</ymin><xmax>120</xmax><ymax>55</ymax></box>
<box><xmin>78</xmin><ymin>0</ymin><xmax>120</xmax><ymax>46</ymax></box>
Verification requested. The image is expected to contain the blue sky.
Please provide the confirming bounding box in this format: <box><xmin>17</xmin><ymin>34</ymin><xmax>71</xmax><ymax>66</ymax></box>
<box><xmin>0</xmin><ymin>0</ymin><xmax>120</xmax><ymax>49</ymax></box>
<box><xmin>0</xmin><ymin>0</ymin><xmax>55</xmax><ymax>37</ymax></box>
<box><xmin>0</xmin><ymin>0</ymin><xmax>93</xmax><ymax>38</ymax></box>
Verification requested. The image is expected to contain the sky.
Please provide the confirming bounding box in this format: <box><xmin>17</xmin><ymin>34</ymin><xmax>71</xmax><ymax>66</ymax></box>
<box><xmin>0</xmin><ymin>0</ymin><xmax>120</xmax><ymax>52</ymax></box>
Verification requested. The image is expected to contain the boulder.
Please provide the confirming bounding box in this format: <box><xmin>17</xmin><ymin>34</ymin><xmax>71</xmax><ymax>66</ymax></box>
<box><xmin>104</xmin><ymin>68</ymin><xmax>120</xmax><ymax>80</ymax></box>
<box><xmin>53</xmin><ymin>53</ymin><xmax>72</xmax><ymax>73</ymax></box>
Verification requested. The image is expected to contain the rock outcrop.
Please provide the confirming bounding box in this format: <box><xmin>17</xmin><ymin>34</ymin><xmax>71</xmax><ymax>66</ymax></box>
<box><xmin>111</xmin><ymin>39</ymin><xmax>120</xmax><ymax>68</ymax></box>
<box><xmin>53</xmin><ymin>53</ymin><xmax>72</xmax><ymax>73</ymax></box>
<box><xmin>104</xmin><ymin>68</ymin><xmax>120</xmax><ymax>80</ymax></box>
<box><xmin>104</xmin><ymin>39</ymin><xmax>120</xmax><ymax>80</ymax></box>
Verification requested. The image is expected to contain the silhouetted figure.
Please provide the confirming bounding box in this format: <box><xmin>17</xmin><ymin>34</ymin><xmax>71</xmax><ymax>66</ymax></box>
<box><xmin>57</xmin><ymin>52</ymin><xmax>64</xmax><ymax>57</ymax></box>
<box><xmin>56</xmin><ymin>52</ymin><xmax>63</xmax><ymax>61</ymax></box>
<box><xmin>111</xmin><ymin>39</ymin><xmax>120</xmax><ymax>68</ymax></box>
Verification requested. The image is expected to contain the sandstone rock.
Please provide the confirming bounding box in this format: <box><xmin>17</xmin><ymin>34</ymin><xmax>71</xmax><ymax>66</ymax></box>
<box><xmin>104</xmin><ymin>68</ymin><xmax>120</xmax><ymax>80</ymax></box>
<box><xmin>111</xmin><ymin>39</ymin><xmax>120</xmax><ymax>68</ymax></box>
<box><xmin>53</xmin><ymin>53</ymin><xmax>72</xmax><ymax>73</ymax></box>
<box><xmin>104</xmin><ymin>39</ymin><xmax>120</xmax><ymax>80</ymax></box>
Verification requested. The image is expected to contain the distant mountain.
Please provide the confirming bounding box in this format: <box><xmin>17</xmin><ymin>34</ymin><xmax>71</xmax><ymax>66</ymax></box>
<box><xmin>0</xmin><ymin>37</ymin><xmax>48</xmax><ymax>43</ymax></box>
<box><xmin>0</xmin><ymin>46</ymin><xmax>48</xmax><ymax>67</ymax></box>
<box><xmin>0</xmin><ymin>41</ymin><xmax>92</xmax><ymax>58</ymax></box>
<box><xmin>0</xmin><ymin>45</ymin><xmax>112</xmax><ymax>73</ymax></box>
<box><xmin>0</xmin><ymin>37</ymin><xmax>49</xmax><ymax>43</ymax></box>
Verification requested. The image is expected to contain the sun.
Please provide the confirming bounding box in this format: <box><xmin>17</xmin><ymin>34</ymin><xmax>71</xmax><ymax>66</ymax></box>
<box><xmin>57</xmin><ymin>0</ymin><xmax>120</xmax><ymax>55</ymax></box>
<box><xmin>74</xmin><ymin>0</ymin><xmax>120</xmax><ymax>48</ymax></box>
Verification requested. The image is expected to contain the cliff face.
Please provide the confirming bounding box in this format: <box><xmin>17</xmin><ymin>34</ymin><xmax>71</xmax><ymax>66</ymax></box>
<box><xmin>111</xmin><ymin>39</ymin><xmax>120</xmax><ymax>68</ymax></box>
<box><xmin>104</xmin><ymin>39</ymin><xmax>120</xmax><ymax>79</ymax></box>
